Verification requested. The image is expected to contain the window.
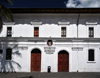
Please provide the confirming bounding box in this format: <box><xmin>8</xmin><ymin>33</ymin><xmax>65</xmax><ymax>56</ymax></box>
<box><xmin>7</xmin><ymin>27</ymin><xmax>12</xmax><ymax>37</ymax></box>
<box><xmin>88</xmin><ymin>49</ymin><xmax>94</xmax><ymax>61</ymax></box>
<box><xmin>34</xmin><ymin>27</ymin><xmax>39</xmax><ymax>37</ymax></box>
<box><xmin>61</xmin><ymin>27</ymin><xmax>66</xmax><ymax>37</ymax></box>
<box><xmin>89</xmin><ymin>27</ymin><xmax>94</xmax><ymax>38</ymax></box>
<box><xmin>0</xmin><ymin>50</ymin><xmax>3</xmax><ymax>54</ymax></box>
<box><xmin>6</xmin><ymin>48</ymin><xmax>12</xmax><ymax>60</ymax></box>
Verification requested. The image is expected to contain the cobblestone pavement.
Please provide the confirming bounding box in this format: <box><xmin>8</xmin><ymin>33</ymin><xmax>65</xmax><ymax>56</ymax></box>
<box><xmin>0</xmin><ymin>72</ymin><xmax>100</xmax><ymax>78</ymax></box>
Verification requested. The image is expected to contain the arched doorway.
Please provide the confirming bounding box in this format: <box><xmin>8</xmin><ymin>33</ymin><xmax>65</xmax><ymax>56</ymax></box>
<box><xmin>31</xmin><ymin>49</ymin><xmax>41</xmax><ymax>71</ymax></box>
<box><xmin>58</xmin><ymin>50</ymin><xmax>69</xmax><ymax>72</ymax></box>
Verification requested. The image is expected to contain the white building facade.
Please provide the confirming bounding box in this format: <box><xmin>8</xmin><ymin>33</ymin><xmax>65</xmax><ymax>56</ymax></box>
<box><xmin>0</xmin><ymin>8</ymin><xmax>100</xmax><ymax>72</ymax></box>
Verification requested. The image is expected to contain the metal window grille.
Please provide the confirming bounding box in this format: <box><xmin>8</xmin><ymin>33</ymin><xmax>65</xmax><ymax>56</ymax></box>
<box><xmin>7</xmin><ymin>27</ymin><xmax>12</xmax><ymax>37</ymax></box>
<box><xmin>89</xmin><ymin>27</ymin><xmax>94</xmax><ymax>38</ymax></box>
<box><xmin>61</xmin><ymin>27</ymin><xmax>66</xmax><ymax>37</ymax></box>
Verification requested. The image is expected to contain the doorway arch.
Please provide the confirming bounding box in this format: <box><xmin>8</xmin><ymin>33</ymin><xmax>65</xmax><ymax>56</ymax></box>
<box><xmin>31</xmin><ymin>48</ymin><xmax>41</xmax><ymax>71</ymax></box>
<box><xmin>58</xmin><ymin>50</ymin><xmax>69</xmax><ymax>72</ymax></box>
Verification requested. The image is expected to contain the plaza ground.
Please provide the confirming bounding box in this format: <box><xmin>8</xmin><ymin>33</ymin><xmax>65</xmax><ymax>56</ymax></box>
<box><xmin>0</xmin><ymin>72</ymin><xmax>100</xmax><ymax>78</ymax></box>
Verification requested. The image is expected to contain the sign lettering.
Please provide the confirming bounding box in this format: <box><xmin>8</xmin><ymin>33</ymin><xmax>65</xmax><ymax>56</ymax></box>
<box><xmin>44</xmin><ymin>47</ymin><xmax>56</xmax><ymax>54</ymax></box>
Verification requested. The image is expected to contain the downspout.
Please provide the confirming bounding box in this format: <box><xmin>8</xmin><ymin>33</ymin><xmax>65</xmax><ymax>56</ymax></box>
<box><xmin>77</xmin><ymin>13</ymin><xmax>80</xmax><ymax>38</ymax></box>
<box><xmin>0</xmin><ymin>17</ymin><xmax>3</xmax><ymax>33</ymax></box>
<box><xmin>76</xmin><ymin>13</ymin><xmax>80</xmax><ymax>72</ymax></box>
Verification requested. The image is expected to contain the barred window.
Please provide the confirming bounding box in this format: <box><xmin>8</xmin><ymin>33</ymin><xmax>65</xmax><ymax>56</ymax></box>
<box><xmin>7</xmin><ymin>27</ymin><xmax>12</xmax><ymax>37</ymax></box>
<box><xmin>89</xmin><ymin>27</ymin><xmax>94</xmax><ymax>38</ymax></box>
<box><xmin>61</xmin><ymin>27</ymin><xmax>66</xmax><ymax>37</ymax></box>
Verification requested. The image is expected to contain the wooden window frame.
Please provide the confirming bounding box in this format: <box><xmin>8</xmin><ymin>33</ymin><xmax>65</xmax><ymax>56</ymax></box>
<box><xmin>34</xmin><ymin>27</ymin><xmax>39</xmax><ymax>37</ymax></box>
<box><xmin>89</xmin><ymin>27</ymin><xmax>94</xmax><ymax>38</ymax></box>
<box><xmin>6</xmin><ymin>48</ymin><xmax>12</xmax><ymax>60</ymax></box>
<box><xmin>7</xmin><ymin>27</ymin><xmax>12</xmax><ymax>37</ymax></box>
<box><xmin>61</xmin><ymin>27</ymin><xmax>66</xmax><ymax>37</ymax></box>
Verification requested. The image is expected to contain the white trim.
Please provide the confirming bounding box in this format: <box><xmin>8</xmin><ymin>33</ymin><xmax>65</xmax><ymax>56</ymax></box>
<box><xmin>58</xmin><ymin>22</ymin><xmax>70</xmax><ymax>25</ymax></box>
<box><xmin>30</xmin><ymin>19</ymin><xmax>42</xmax><ymax>25</ymax></box>
<box><xmin>58</xmin><ymin>19</ymin><xmax>70</xmax><ymax>25</ymax></box>
<box><xmin>18</xmin><ymin>45</ymin><xmax>28</xmax><ymax>50</ymax></box>
<box><xmin>86</xmin><ymin>19</ymin><xmax>98</xmax><ymax>25</ymax></box>
<box><xmin>59</xmin><ymin>25</ymin><xmax>69</xmax><ymax>27</ymax></box>
<box><xmin>30</xmin><ymin>22</ymin><xmax>42</xmax><ymax>25</ymax></box>
<box><xmin>72</xmin><ymin>47</ymin><xmax>83</xmax><ymax>51</ymax></box>
<box><xmin>72</xmin><ymin>40</ymin><xmax>84</xmax><ymax>42</ymax></box>
<box><xmin>3</xmin><ymin>22</ymin><xmax>15</xmax><ymax>25</ymax></box>
<box><xmin>17</xmin><ymin>47</ymin><xmax>28</xmax><ymax>50</ymax></box>
<box><xmin>32</xmin><ymin>25</ymin><xmax>41</xmax><ymax>27</ymax></box>
<box><xmin>87</xmin><ymin>61</ymin><xmax>96</xmax><ymax>63</ymax></box>
<box><xmin>86</xmin><ymin>22</ymin><xmax>98</xmax><ymax>25</ymax></box>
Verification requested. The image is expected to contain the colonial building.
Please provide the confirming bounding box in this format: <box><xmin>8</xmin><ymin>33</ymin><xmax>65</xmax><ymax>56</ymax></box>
<box><xmin>0</xmin><ymin>8</ymin><xmax>100</xmax><ymax>72</ymax></box>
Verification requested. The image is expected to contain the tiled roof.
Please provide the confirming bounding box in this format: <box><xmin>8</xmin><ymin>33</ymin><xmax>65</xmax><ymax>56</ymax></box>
<box><xmin>9</xmin><ymin>8</ymin><xmax>100</xmax><ymax>13</ymax></box>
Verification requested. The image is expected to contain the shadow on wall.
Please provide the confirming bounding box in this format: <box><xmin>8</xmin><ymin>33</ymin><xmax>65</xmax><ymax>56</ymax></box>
<box><xmin>3</xmin><ymin>14</ymin><xmax>100</xmax><ymax>25</ymax></box>
<box><xmin>0</xmin><ymin>42</ymin><xmax>22</xmax><ymax>72</ymax></box>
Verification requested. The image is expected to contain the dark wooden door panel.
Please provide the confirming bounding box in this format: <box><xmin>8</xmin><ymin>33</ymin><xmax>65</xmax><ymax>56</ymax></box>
<box><xmin>58</xmin><ymin>53</ymin><xmax>69</xmax><ymax>71</ymax></box>
<box><xmin>31</xmin><ymin>53</ymin><xmax>41</xmax><ymax>71</ymax></box>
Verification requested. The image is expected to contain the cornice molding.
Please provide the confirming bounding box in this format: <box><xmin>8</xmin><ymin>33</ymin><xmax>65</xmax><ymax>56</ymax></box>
<box><xmin>30</xmin><ymin>19</ymin><xmax>42</xmax><ymax>25</ymax></box>
<box><xmin>86</xmin><ymin>19</ymin><xmax>98</xmax><ymax>25</ymax></box>
<box><xmin>58</xmin><ymin>19</ymin><xmax>70</xmax><ymax>25</ymax></box>
<box><xmin>0</xmin><ymin>37</ymin><xmax>100</xmax><ymax>42</ymax></box>
<box><xmin>3</xmin><ymin>22</ymin><xmax>15</xmax><ymax>25</ymax></box>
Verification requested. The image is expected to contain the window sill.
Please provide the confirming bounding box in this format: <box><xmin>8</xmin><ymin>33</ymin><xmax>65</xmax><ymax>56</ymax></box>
<box><xmin>87</xmin><ymin>61</ymin><xmax>96</xmax><ymax>63</ymax></box>
<box><xmin>6</xmin><ymin>60</ymin><xmax>12</xmax><ymax>61</ymax></box>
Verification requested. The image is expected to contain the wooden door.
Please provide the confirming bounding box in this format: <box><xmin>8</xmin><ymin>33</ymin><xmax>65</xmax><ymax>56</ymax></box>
<box><xmin>58</xmin><ymin>51</ymin><xmax>69</xmax><ymax>71</ymax></box>
<box><xmin>31</xmin><ymin>50</ymin><xmax>41</xmax><ymax>71</ymax></box>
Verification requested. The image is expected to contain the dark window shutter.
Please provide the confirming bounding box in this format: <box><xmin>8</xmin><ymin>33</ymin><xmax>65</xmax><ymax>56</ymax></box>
<box><xmin>88</xmin><ymin>50</ymin><xmax>94</xmax><ymax>61</ymax></box>
<box><xmin>6</xmin><ymin>49</ymin><xmax>12</xmax><ymax>60</ymax></box>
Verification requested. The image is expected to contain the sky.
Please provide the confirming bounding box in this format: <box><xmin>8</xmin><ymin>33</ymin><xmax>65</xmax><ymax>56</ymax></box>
<box><xmin>6</xmin><ymin>0</ymin><xmax>100</xmax><ymax>8</ymax></box>
<box><xmin>65</xmin><ymin>0</ymin><xmax>100</xmax><ymax>8</ymax></box>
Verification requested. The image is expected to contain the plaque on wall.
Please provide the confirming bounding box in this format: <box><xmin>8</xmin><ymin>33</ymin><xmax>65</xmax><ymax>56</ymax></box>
<box><xmin>44</xmin><ymin>47</ymin><xmax>56</xmax><ymax>54</ymax></box>
<box><xmin>44</xmin><ymin>40</ymin><xmax>55</xmax><ymax>54</ymax></box>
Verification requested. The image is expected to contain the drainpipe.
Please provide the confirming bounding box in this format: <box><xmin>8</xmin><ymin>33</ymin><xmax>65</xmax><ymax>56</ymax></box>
<box><xmin>76</xmin><ymin>13</ymin><xmax>80</xmax><ymax>72</ymax></box>
<box><xmin>77</xmin><ymin>13</ymin><xmax>80</xmax><ymax>38</ymax></box>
